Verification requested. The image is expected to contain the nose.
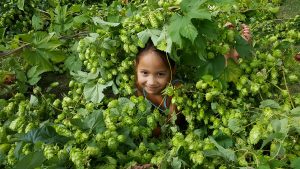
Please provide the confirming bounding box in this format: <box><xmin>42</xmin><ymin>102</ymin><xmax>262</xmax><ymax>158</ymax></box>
<box><xmin>148</xmin><ymin>76</ymin><xmax>156</xmax><ymax>85</ymax></box>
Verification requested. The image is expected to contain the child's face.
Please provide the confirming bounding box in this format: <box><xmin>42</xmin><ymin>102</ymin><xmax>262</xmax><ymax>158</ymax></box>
<box><xmin>136</xmin><ymin>51</ymin><xmax>172</xmax><ymax>95</ymax></box>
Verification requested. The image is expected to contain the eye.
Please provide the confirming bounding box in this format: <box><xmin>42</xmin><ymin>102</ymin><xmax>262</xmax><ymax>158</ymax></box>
<box><xmin>140</xmin><ymin>71</ymin><xmax>148</xmax><ymax>76</ymax></box>
<box><xmin>157</xmin><ymin>72</ymin><xmax>166</xmax><ymax>77</ymax></box>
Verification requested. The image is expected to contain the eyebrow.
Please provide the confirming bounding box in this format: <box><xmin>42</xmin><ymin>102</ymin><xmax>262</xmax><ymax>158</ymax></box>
<box><xmin>139</xmin><ymin>69</ymin><xmax>168</xmax><ymax>73</ymax></box>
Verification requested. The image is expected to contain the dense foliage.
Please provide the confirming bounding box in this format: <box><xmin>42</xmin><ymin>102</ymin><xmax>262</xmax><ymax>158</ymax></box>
<box><xmin>0</xmin><ymin>0</ymin><xmax>300</xmax><ymax>168</ymax></box>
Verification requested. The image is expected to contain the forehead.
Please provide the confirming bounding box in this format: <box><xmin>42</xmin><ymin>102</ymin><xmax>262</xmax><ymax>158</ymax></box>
<box><xmin>137</xmin><ymin>51</ymin><xmax>169</xmax><ymax>70</ymax></box>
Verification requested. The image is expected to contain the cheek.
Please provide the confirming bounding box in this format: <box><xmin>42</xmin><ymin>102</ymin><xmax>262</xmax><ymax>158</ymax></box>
<box><xmin>136</xmin><ymin>75</ymin><xmax>146</xmax><ymax>84</ymax></box>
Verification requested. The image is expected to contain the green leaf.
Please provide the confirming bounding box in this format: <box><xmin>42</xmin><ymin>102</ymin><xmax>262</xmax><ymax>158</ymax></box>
<box><xmin>260</xmin><ymin>132</ymin><xmax>284</xmax><ymax>149</ymax></box>
<box><xmin>209</xmin><ymin>136</ymin><xmax>236</xmax><ymax>162</ymax></box>
<box><xmin>221</xmin><ymin>59</ymin><xmax>242</xmax><ymax>83</ymax></box>
<box><xmin>64</xmin><ymin>55</ymin><xmax>82</xmax><ymax>72</ymax></box>
<box><xmin>137</xmin><ymin>29</ymin><xmax>161</xmax><ymax>45</ymax></box>
<box><xmin>83</xmin><ymin>81</ymin><xmax>113</xmax><ymax>103</ymax></box>
<box><xmin>0</xmin><ymin>28</ymin><xmax>6</xmax><ymax>40</ymax></box>
<box><xmin>14</xmin><ymin>142</ymin><xmax>24</xmax><ymax>160</ymax></box>
<box><xmin>32</xmin><ymin>15</ymin><xmax>43</xmax><ymax>30</ymax></box>
<box><xmin>197</xmin><ymin>20</ymin><xmax>218</xmax><ymax>41</ymax></box>
<box><xmin>270</xmin><ymin>142</ymin><xmax>285</xmax><ymax>158</ymax></box>
<box><xmin>196</xmin><ymin>54</ymin><xmax>226</xmax><ymax>79</ymax></box>
<box><xmin>271</xmin><ymin>118</ymin><xmax>289</xmax><ymax>134</ymax></box>
<box><xmin>70</xmin><ymin>70</ymin><xmax>99</xmax><ymax>83</ymax></box>
<box><xmin>27</xmin><ymin>66</ymin><xmax>47</xmax><ymax>85</ymax></box>
<box><xmin>17</xmin><ymin>0</ymin><xmax>24</xmax><ymax>10</ymax></box>
<box><xmin>235</xmin><ymin>34</ymin><xmax>253</xmax><ymax>58</ymax></box>
<box><xmin>73</xmin><ymin>14</ymin><xmax>89</xmax><ymax>25</ymax></box>
<box><xmin>22</xmin><ymin>49</ymin><xmax>53</xmax><ymax>72</ymax></box>
<box><xmin>13</xmin><ymin>151</ymin><xmax>45</xmax><ymax>169</ymax></box>
<box><xmin>179</xmin><ymin>18</ymin><xmax>198</xmax><ymax>43</ymax></box>
<box><xmin>203</xmin><ymin>149</ymin><xmax>222</xmax><ymax>157</ymax></box>
<box><xmin>258</xmin><ymin>165</ymin><xmax>271</xmax><ymax>169</ymax></box>
<box><xmin>187</xmin><ymin>8</ymin><xmax>211</xmax><ymax>20</ymax></box>
<box><xmin>260</xmin><ymin>99</ymin><xmax>280</xmax><ymax>109</ymax></box>
<box><xmin>214</xmin><ymin>133</ymin><xmax>233</xmax><ymax>148</ymax></box>
<box><xmin>194</xmin><ymin>35</ymin><xmax>206</xmax><ymax>61</ymax></box>
<box><xmin>168</xmin><ymin>14</ymin><xmax>184</xmax><ymax>47</ymax></box>
<box><xmin>228</xmin><ymin>118</ymin><xmax>242</xmax><ymax>133</ymax></box>
<box><xmin>27</xmin><ymin>66</ymin><xmax>44</xmax><ymax>79</ymax></box>
<box><xmin>30</xmin><ymin>95</ymin><xmax>38</xmax><ymax>106</ymax></box>
<box><xmin>19</xmin><ymin>125</ymin><xmax>70</xmax><ymax>144</ymax></box>
<box><xmin>92</xmin><ymin>17</ymin><xmax>120</xmax><ymax>27</ymax></box>
<box><xmin>85</xmin><ymin>33</ymin><xmax>99</xmax><ymax>43</ymax></box>
<box><xmin>171</xmin><ymin>157</ymin><xmax>182</xmax><ymax>169</ymax></box>
<box><xmin>71</xmin><ymin>110</ymin><xmax>105</xmax><ymax>133</ymax></box>
<box><xmin>180</xmin><ymin>0</ymin><xmax>207</xmax><ymax>14</ymax></box>
<box><xmin>291</xmin><ymin>157</ymin><xmax>300</xmax><ymax>169</ymax></box>
<box><xmin>155</xmin><ymin>27</ymin><xmax>173</xmax><ymax>53</ymax></box>
<box><xmin>27</xmin><ymin>77</ymin><xmax>41</xmax><ymax>85</ymax></box>
<box><xmin>290</xmin><ymin>107</ymin><xmax>300</xmax><ymax>116</ymax></box>
<box><xmin>48</xmin><ymin>51</ymin><xmax>66</xmax><ymax>63</ymax></box>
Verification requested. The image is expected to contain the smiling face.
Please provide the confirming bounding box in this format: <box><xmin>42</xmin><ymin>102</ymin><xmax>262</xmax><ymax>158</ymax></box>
<box><xmin>136</xmin><ymin>50</ymin><xmax>173</xmax><ymax>95</ymax></box>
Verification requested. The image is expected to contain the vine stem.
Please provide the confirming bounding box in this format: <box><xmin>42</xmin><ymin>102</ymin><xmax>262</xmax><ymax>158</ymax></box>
<box><xmin>0</xmin><ymin>44</ymin><xmax>30</xmax><ymax>58</ymax></box>
<box><xmin>281</xmin><ymin>66</ymin><xmax>295</xmax><ymax>108</ymax></box>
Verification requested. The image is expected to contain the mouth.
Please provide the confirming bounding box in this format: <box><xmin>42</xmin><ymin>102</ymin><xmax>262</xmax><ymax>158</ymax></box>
<box><xmin>145</xmin><ymin>86</ymin><xmax>159</xmax><ymax>91</ymax></box>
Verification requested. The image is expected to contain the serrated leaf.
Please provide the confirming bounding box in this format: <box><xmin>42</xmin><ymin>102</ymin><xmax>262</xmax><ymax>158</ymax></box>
<box><xmin>171</xmin><ymin>157</ymin><xmax>182</xmax><ymax>169</ymax></box>
<box><xmin>193</xmin><ymin>35</ymin><xmax>207</xmax><ymax>61</ymax></box>
<box><xmin>27</xmin><ymin>66</ymin><xmax>44</xmax><ymax>79</ymax></box>
<box><xmin>209</xmin><ymin>136</ymin><xmax>236</xmax><ymax>162</ymax></box>
<box><xmin>64</xmin><ymin>55</ymin><xmax>82</xmax><ymax>72</ymax></box>
<box><xmin>23</xmin><ymin>49</ymin><xmax>53</xmax><ymax>71</ymax></box>
<box><xmin>197</xmin><ymin>20</ymin><xmax>218</xmax><ymax>40</ymax></box>
<box><xmin>70</xmin><ymin>70</ymin><xmax>99</xmax><ymax>83</ymax></box>
<box><xmin>222</xmin><ymin>59</ymin><xmax>242</xmax><ymax>83</ymax></box>
<box><xmin>27</xmin><ymin>77</ymin><xmax>41</xmax><ymax>85</ymax></box>
<box><xmin>290</xmin><ymin>107</ymin><xmax>300</xmax><ymax>116</ymax></box>
<box><xmin>188</xmin><ymin>8</ymin><xmax>211</xmax><ymax>20</ymax></box>
<box><xmin>32</xmin><ymin>15</ymin><xmax>43</xmax><ymax>30</ymax></box>
<box><xmin>73</xmin><ymin>14</ymin><xmax>89</xmax><ymax>25</ymax></box>
<box><xmin>156</xmin><ymin>27</ymin><xmax>173</xmax><ymax>53</ymax></box>
<box><xmin>291</xmin><ymin>157</ymin><xmax>300</xmax><ymax>169</ymax></box>
<box><xmin>214</xmin><ymin>134</ymin><xmax>233</xmax><ymax>148</ymax></box>
<box><xmin>30</xmin><ymin>95</ymin><xmax>38</xmax><ymax>106</ymax></box>
<box><xmin>179</xmin><ymin>19</ymin><xmax>198</xmax><ymax>43</ymax></box>
<box><xmin>180</xmin><ymin>0</ymin><xmax>207</xmax><ymax>14</ymax></box>
<box><xmin>13</xmin><ymin>151</ymin><xmax>45</xmax><ymax>169</ymax></box>
<box><xmin>102</xmin><ymin>38</ymin><xmax>118</xmax><ymax>50</ymax></box>
<box><xmin>196</xmin><ymin>54</ymin><xmax>226</xmax><ymax>79</ymax></box>
<box><xmin>137</xmin><ymin>29</ymin><xmax>161</xmax><ymax>45</ymax></box>
<box><xmin>27</xmin><ymin>66</ymin><xmax>47</xmax><ymax>85</ymax></box>
<box><xmin>85</xmin><ymin>33</ymin><xmax>99</xmax><ymax>43</ymax></box>
<box><xmin>260</xmin><ymin>132</ymin><xmax>284</xmax><ymax>149</ymax></box>
<box><xmin>0</xmin><ymin>28</ymin><xmax>6</xmax><ymax>40</ymax></box>
<box><xmin>17</xmin><ymin>0</ymin><xmax>24</xmax><ymax>10</ymax></box>
<box><xmin>84</xmin><ymin>81</ymin><xmax>113</xmax><ymax>103</ymax></box>
<box><xmin>271</xmin><ymin>118</ymin><xmax>289</xmax><ymax>134</ymax></box>
<box><xmin>260</xmin><ymin>99</ymin><xmax>280</xmax><ymax>109</ymax></box>
<box><xmin>258</xmin><ymin>165</ymin><xmax>271</xmax><ymax>169</ymax></box>
<box><xmin>71</xmin><ymin>110</ymin><xmax>105</xmax><ymax>133</ymax></box>
<box><xmin>19</xmin><ymin>125</ymin><xmax>70</xmax><ymax>144</ymax></box>
<box><xmin>235</xmin><ymin>35</ymin><xmax>253</xmax><ymax>58</ymax></box>
<box><xmin>203</xmin><ymin>149</ymin><xmax>222</xmax><ymax>157</ymax></box>
<box><xmin>168</xmin><ymin>14</ymin><xmax>184</xmax><ymax>47</ymax></box>
<box><xmin>228</xmin><ymin>118</ymin><xmax>242</xmax><ymax>133</ymax></box>
<box><xmin>92</xmin><ymin>17</ymin><xmax>120</xmax><ymax>27</ymax></box>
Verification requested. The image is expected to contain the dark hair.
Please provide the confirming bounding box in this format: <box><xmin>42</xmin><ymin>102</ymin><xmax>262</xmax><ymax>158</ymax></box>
<box><xmin>136</xmin><ymin>40</ymin><xmax>175</xmax><ymax>69</ymax></box>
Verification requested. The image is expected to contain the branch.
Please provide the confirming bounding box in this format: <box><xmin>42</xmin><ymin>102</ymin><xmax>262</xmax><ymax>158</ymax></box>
<box><xmin>0</xmin><ymin>44</ymin><xmax>30</xmax><ymax>58</ymax></box>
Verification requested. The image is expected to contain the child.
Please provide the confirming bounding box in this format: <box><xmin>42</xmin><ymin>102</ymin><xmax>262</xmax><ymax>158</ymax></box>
<box><xmin>135</xmin><ymin>41</ymin><xmax>187</xmax><ymax>136</ymax></box>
